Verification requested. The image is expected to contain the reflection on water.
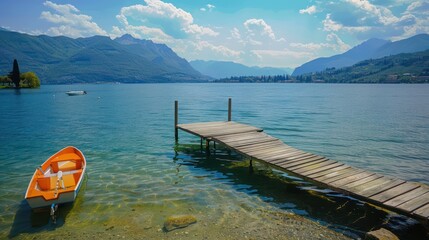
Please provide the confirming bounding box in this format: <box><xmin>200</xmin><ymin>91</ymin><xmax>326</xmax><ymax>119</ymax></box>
<box><xmin>8</xmin><ymin>176</ymin><xmax>87</xmax><ymax>238</ymax></box>
<box><xmin>1</xmin><ymin>84</ymin><xmax>429</xmax><ymax>239</ymax></box>
<box><xmin>175</xmin><ymin>143</ymin><xmax>428</xmax><ymax>239</ymax></box>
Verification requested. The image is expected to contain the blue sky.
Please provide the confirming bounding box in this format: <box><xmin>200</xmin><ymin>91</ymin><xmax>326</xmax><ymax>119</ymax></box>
<box><xmin>1</xmin><ymin>0</ymin><xmax>428</xmax><ymax>68</ymax></box>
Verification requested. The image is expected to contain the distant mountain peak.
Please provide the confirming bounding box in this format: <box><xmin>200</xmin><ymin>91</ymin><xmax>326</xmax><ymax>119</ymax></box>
<box><xmin>115</xmin><ymin>34</ymin><xmax>155</xmax><ymax>46</ymax></box>
<box><xmin>292</xmin><ymin>34</ymin><xmax>429</xmax><ymax>76</ymax></box>
<box><xmin>0</xmin><ymin>30</ymin><xmax>207</xmax><ymax>83</ymax></box>
<box><xmin>190</xmin><ymin>60</ymin><xmax>293</xmax><ymax>79</ymax></box>
<box><xmin>115</xmin><ymin>34</ymin><xmax>141</xmax><ymax>44</ymax></box>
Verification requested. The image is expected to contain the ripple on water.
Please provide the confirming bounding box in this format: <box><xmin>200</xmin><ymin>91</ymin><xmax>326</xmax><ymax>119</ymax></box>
<box><xmin>1</xmin><ymin>84</ymin><xmax>428</xmax><ymax>239</ymax></box>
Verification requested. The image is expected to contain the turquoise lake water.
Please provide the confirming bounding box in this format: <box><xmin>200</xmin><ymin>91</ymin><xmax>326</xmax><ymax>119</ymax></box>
<box><xmin>1</xmin><ymin>84</ymin><xmax>428</xmax><ymax>239</ymax></box>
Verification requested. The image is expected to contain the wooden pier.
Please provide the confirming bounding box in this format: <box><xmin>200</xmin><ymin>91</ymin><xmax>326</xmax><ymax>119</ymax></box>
<box><xmin>174</xmin><ymin>99</ymin><xmax>429</xmax><ymax>225</ymax></box>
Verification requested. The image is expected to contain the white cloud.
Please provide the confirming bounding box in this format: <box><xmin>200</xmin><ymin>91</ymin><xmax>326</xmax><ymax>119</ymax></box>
<box><xmin>252</xmin><ymin>49</ymin><xmax>308</xmax><ymax>58</ymax></box>
<box><xmin>193</xmin><ymin>41</ymin><xmax>241</xmax><ymax>58</ymax></box>
<box><xmin>299</xmin><ymin>5</ymin><xmax>317</xmax><ymax>15</ymax></box>
<box><xmin>290</xmin><ymin>42</ymin><xmax>326</xmax><ymax>51</ymax></box>
<box><xmin>111</xmin><ymin>24</ymin><xmax>175</xmax><ymax>43</ymax></box>
<box><xmin>230</xmin><ymin>27</ymin><xmax>241</xmax><ymax>40</ymax></box>
<box><xmin>207</xmin><ymin>4</ymin><xmax>215</xmax><ymax>11</ymax></box>
<box><xmin>326</xmin><ymin>33</ymin><xmax>350</xmax><ymax>52</ymax></box>
<box><xmin>323</xmin><ymin>14</ymin><xmax>372</xmax><ymax>33</ymax></box>
<box><xmin>112</xmin><ymin>0</ymin><xmax>238</xmax><ymax>64</ymax></box>
<box><xmin>244</xmin><ymin>18</ymin><xmax>276</xmax><ymax>40</ymax></box>
<box><xmin>290</xmin><ymin>33</ymin><xmax>350</xmax><ymax>53</ymax></box>
<box><xmin>322</xmin><ymin>14</ymin><xmax>342</xmax><ymax>32</ymax></box>
<box><xmin>185</xmin><ymin>24</ymin><xmax>218</xmax><ymax>38</ymax></box>
<box><xmin>406</xmin><ymin>1</ymin><xmax>429</xmax><ymax>14</ymax></box>
<box><xmin>200</xmin><ymin>4</ymin><xmax>215</xmax><ymax>12</ymax></box>
<box><xmin>40</xmin><ymin>1</ymin><xmax>107</xmax><ymax>38</ymax></box>
<box><xmin>250</xmin><ymin>49</ymin><xmax>315</xmax><ymax>68</ymax></box>
<box><xmin>319</xmin><ymin>0</ymin><xmax>429</xmax><ymax>41</ymax></box>
<box><xmin>346</xmin><ymin>0</ymin><xmax>399</xmax><ymax>25</ymax></box>
<box><xmin>116</xmin><ymin>0</ymin><xmax>218</xmax><ymax>39</ymax></box>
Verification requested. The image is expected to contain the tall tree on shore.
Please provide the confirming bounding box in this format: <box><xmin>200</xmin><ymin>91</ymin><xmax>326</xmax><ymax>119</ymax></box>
<box><xmin>9</xmin><ymin>59</ymin><xmax>21</xmax><ymax>88</ymax></box>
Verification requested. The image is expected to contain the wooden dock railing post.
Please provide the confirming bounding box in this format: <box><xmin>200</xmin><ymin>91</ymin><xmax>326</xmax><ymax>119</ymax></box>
<box><xmin>175</xmin><ymin>100</ymin><xmax>178</xmax><ymax>142</ymax></box>
<box><xmin>228</xmin><ymin>98</ymin><xmax>232</xmax><ymax>121</ymax></box>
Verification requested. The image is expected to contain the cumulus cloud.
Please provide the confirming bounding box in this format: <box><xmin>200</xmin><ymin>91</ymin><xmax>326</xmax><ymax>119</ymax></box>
<box><xmin>299</xmin><ymin>5</ymin><xmax>317</xmax><ymax>15</ymax></box>
<box><xmin>201</xmin><ymin>4</ymin><xmax>215</xmax><ymax>12</ymax></box>
<box><xmin>346</xmin><ymin>0</ymin><xmax>398</xmax><ymax>25</ymax></box>
<box><xmin>244</xmin><ymin>18</ymin><xmax>276</xmax><ymax>40</ymax></box>
<box><xmin>40</xmin><ymin>1</ymin><xmax>107</xmax><ymax>38</ymax></box>
<box><xmin>115</xmin><ymin>0</ymin><xmax>218</xmax><ymax>39</ymax></box>
<box><xmin>193</xmin><ymin>41</ymin><xmax>241</xmax><ymax>58</ymax></box>
<box><xmin>326</xmin><ymin>33</ymin><xmax>350</xmax><ymax>52</ymax></box>
<box><xmin>322</xmin><ymin>14</ymin><xmax>371</xmax><ymax>33</ymax></box>
<box><xmin>318</xmin><ymin>0</ymin><xmax>428</xmax><ymax>40</ymax></box>
<box><xmin>111</xmin><ymin>0</ymin><xmax>239</xmax><ymax>63</ymax></box>
<box><xmin>249</xmin><ymin>49</ymin><xmax>315</xmax><ymax>68</ymax></box>
<box><xmin>230</xmin><ymin>27</ymin><xmax>241</xmax><ymax>40</ymax></box>
<box><xmin>290</xmin><ymin>42</ymin><xmax>327</xmax><ymax>51</ymax></box>
<box><xmin>290</xmin><ymin>33</ymin><xmax>350</xmax><ymax>53</ymax></box>
<box><xmin>406</xmin><ymin>1</ymin><xmax>429</xmax><ymax>14</ymax></box>
<box><xmin>322</xmin><ymin>14</ymin><xmax>343</xmax><ymax>32</ymax></box>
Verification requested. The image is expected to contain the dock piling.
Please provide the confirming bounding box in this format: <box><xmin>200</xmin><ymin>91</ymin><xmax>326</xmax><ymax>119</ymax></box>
<box><xmin>205</xmin><ymin>139</ymin><xmax>211</xmax><ymax>154</ymax></box>
<box><xmin>175</xmin><ymin>111</ymin><xmax>429</xmax><ymax>225</ymax></box>
<box><xmin>228</xmin><ymin>98</ymin><xmax>232</xmax><ymax>121</ymax></box>
<box><xmin>175</xmin><ymin>100</ymin><xmax>178</xmax><ymax>142</ymax></box>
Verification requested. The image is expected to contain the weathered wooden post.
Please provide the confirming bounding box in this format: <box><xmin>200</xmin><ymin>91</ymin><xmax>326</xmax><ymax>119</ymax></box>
<box><xmin>228</xmin><ymin>98</ymin><xmax>232</xmax><ymax>121</ymax></box>
<box><xmin>206</xmin><ymin>139</ymin><xmax>211</xmax><ymax>155</ymax></box>
<box><xmin>175</xmin><ymin>100</ymin><xmax>178</xmax><ymax>142</ymax></box>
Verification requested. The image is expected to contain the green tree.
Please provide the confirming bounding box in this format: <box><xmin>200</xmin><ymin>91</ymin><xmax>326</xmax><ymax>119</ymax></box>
<box><xmin>9</xmin><ymin>59</ymin><xmax>21</xmax><ymax>88</ymax></box>
<box><xmin>21</xmin><ymin>72</ymin><xmax>41</xmax><ymax>88</ymax></box>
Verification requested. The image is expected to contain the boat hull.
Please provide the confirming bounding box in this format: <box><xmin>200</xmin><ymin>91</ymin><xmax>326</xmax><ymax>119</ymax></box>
<box><xmin>25</xmin><ymin>146</ymin><xmax>86</xmax><ymax>209</ymax></box>
<box><xmin>66</xmin><ymin>91</ymin><xmax>87</xmax><ymax>96</ymax></box>
<box><xmin>26</xmin><ymin>191</ymin><xmax>77</xmax><ymax>209</ymax></box>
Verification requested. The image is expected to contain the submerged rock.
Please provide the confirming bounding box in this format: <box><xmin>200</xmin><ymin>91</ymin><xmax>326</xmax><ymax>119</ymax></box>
<box><xmin>164</xmin><ymin>215</ymin><xmax>197</xmax><ymax>231</ymax></box>
<box><xmin>366</xmin><ymin>228</ymin><xmax>399</xmax><ymax>240</ymax></box>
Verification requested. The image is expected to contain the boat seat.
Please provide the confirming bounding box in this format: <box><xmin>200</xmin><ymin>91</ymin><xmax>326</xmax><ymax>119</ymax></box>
<box><xmin>37</xmin><ymin>173</ymin><xmax>77</xmax><ymax>191</ymax></box>
<box><xmin>54</xmin><ymin>153</ymin><xmax>80</xmax><ymax>161</ymax></box>
<box><xmin>58</xmin><ymin>161</ymin><xmax>78</xmax><ymax>172</ymax></box>
<box><xmin>51</xmin><ymin>156</ymin><xmax>83</xmax><ymax>172</ymax></box>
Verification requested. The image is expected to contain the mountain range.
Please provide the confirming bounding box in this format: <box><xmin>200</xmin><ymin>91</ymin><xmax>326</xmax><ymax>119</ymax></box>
<box><xmin>292</xmin><ymin>34</ymin><xmax>429</xmax><ymax>76</ymax></box>
<box><xmin>190</xmin><ymin>60</ymin><xmax>293</xmax><ymax>79</ymax></box>
<box><xmin>0</xmin><ymin>30</ymin><xmax>208</xmax><ymax>83</ymax></box>
<box><xmin>1</xmin><ymin>28</ymin><xmax>428</xmax><ymax>84</ymax></box>
<box><xmin>306</xmin><ymin>49</ymin><xmax>429</xmax><ymax>83</ymax></box>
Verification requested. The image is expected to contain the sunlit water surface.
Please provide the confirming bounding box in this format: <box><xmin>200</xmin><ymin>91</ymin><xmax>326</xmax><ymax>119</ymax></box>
<box><xmin>1</xmin><ymin>84</ymin><xmax>428</xmax><ymax>239</ymax></box>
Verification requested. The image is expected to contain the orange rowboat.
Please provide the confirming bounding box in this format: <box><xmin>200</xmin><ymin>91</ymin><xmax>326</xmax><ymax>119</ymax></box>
<box><xmin>25</xmin><ymin>146</ymin><xmax>86</xmax><ymax>209</ymax></box>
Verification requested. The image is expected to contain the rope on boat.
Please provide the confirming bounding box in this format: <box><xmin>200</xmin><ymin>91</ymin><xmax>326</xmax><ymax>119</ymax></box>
<box><xmin>54</xmin><ymin>171</ymin><xmax>65</xmax><ymax>197</ymax></box>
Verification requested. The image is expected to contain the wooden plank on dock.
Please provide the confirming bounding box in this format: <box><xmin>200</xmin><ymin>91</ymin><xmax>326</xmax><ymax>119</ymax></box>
<box><xmin>307</xmin><ymin>165</ymin><xmax>351</xmax><ymax>179</ymax></box>
<box><xmin>268</xmin><ymin>151</ymin><xmax>311</xmax><ymax>163</ymax></box>
<box><xmin>396</xmin><ymin>192</ymin><xmax>429</xmax><ymax>212</ymax></box>
<box><xmin>370</xmin><ymin>182</ymin><xmax>419</xmax><ymax>202</ymax></box>
<box><xmin>319</xmin><ymin>168</ymin><xmax>366</xmax><ymax>184</ymax></box>
<box><xmin>345</xmin><ymin>176</ymin><xmax>394</xmax><ymax>195</ymax></box>
<box><xmin>328</xmin><ymin>171</ymin><xmax>375</xmax><ymax>187</ymax></box>
<box><xmin>177</xmin><ymin>120</ymin><xmax>429</xmax><ymax>223</ymax></box>
<box><xmin>278</xmin><ymin>156</ymin><xmax>326</xmax><ymax>169</ymax></box>
<box><xmin>280</xmin><ymin>159</ymin><xmax>329</xmax><ymax>173</ymax></box>
<box><xmin>361</xmin><ymin>179</ymin><xmax>406</xmax><ymax>198</ymax></box>
<box><xmin>413</xmin><ymin>204</ymin><xmax>429</xmax><ymax>218</ymax></box>
<box><xmin>298</xmin><ymin>162</ymin><xmax>344</xmax><ymax>176</ymax></box>
<box><xmin>384</xmin><ymin>187</ymin><xmax>429</xmax><ymax>207</ymax></box>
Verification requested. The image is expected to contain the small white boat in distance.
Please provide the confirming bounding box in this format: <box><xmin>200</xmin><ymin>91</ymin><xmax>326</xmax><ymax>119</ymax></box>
<box><xmin>25</xmin><ymin>146</ymin><xmax>86</xmax><ymax>209</ymax></box>
<box><xmin>66</xmin><ymin>90</ymin><xmax>87</xmax><ymax>96</ymax></box>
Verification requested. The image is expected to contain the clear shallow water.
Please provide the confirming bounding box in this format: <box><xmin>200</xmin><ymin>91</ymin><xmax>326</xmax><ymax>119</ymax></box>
<box><xmin>0</xmin><ymin>84</ymin><xmax>428</xmax><ymax>239</ymax></box>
